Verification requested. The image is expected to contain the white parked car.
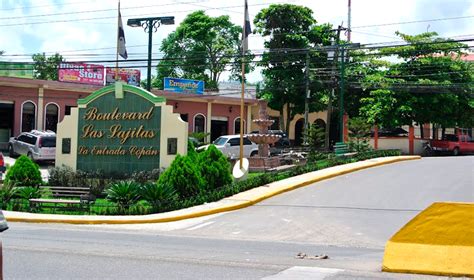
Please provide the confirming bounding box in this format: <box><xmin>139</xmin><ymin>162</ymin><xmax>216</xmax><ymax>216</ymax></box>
<box><xmin>8</xmin><ymin>130</ymin><xmax>56</xmax><ymax>162</ymax></box>
<box><xmin>197</xmin><ymin>135</ymin><xmax>259</xmax><ymax>158</ymax></box>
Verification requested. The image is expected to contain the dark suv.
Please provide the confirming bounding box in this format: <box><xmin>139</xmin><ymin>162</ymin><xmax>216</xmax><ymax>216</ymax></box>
<box><xmin>8</xmin><ymin>130</ymin><xmax>56</xmax><ymax>162</ymax></box>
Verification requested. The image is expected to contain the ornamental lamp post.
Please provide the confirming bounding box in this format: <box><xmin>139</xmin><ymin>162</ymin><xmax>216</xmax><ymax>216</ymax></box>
<box><xmin>127</xmin><ymin>16</ymin><xmax>175</xmax><ymax>91</ymax></box>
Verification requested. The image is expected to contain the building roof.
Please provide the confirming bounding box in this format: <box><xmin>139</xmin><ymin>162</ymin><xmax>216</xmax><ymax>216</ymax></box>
<box><xmin>0</xmin><ymin>76</ymin><xmax>260</xmax><ymax>105</ymax></box>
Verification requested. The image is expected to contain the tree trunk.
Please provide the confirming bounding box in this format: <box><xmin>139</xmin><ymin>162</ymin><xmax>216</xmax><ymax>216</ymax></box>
<box><xmin>285</xmin><ymin>103</ymin><xmax>291</xmax><ymax>141</ymax></box>
<box><xmin>325</xmin><ymin>89</ymin><xmax>333</xmax><ymax>150</ymax></box>
<box><xmin>279</xmin><ymin>108</ymin><xmax>284</xmax><ymax>131</ymax></box>
<box><xmin>420</xmin><ymin>124</ymin><xmax>424</xmax><ymax>139</ymax></box>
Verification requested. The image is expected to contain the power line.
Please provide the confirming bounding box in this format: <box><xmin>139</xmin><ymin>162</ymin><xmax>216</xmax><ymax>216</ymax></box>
<box><xmin>0</xmin><ymin>2</ymin><xmax>289</xmax><ymax>27</ymax></box>
<box><xmin>0</xmin><ymin>0</ymin><xmax>215</xmax><ymax>21</ymax></box>
<box><xmin>352</xmin><ymin>15</ymin><xmax>474</xmax><ymax>29</ymax></box>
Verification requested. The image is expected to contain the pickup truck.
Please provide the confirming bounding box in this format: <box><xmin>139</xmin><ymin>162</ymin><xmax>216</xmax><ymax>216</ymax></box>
<box><xmin>429</xmin><ymin>134</ymin><xmax>474</xmax><ymax>155</ymax></box>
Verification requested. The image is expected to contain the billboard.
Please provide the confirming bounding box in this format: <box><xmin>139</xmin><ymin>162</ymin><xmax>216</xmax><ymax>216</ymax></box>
<box><xmin>105</xmin><ymin>68</ymin><xmax>141</xmax><ymax>87</ymax></box>
<box><xmin>0</xmin><ymin>61</ymin><xmax>34</xmax><ymax>78</ymax></box>
<box><xmin>58</xmin><ymin>62</ymin><xmax>105</xmax><ymax>86</ymax></box>
<box><xmin>164</xmin><ymin>77</ymin><xmax>205</xmax><ymax>94</ymax></box>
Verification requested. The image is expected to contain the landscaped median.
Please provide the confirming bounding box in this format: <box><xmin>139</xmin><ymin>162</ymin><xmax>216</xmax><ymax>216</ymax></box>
<box><xmin>4</xmin><ymin>155</ymin><xmax>420</xmax><ymax>224</ymax></box>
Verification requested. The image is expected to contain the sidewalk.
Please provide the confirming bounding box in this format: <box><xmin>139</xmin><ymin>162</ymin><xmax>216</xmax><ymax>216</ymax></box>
<box><xmin>4</xmin><ymin>156</ymin><xmax>420</xmax><ymax>224</ymax></box>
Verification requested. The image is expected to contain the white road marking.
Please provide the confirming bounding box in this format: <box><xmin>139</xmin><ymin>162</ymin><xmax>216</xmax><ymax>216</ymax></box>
<box><xmin>262</xmin><ymin>266</ymin><xmax>343</xmax><ymax>280</ymax></box>
<box><xmin>186</xmin><ymin>221</ymin><xmax>215</xmax><ymax>231</ymax></box>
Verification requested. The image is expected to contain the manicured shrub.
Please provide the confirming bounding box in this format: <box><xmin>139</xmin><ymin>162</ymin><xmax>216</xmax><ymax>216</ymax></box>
<box><xmin>105</xmin><ymin>181</ymin><xmax>141</xmax><ymax>213</ymax></box>
<box><xmin>140</xmin><ymin>182</ymin><xmax>177</xmax><ymax>212</ymax></box>
<box><xmin>198</xmin><ymin>145</ymin><xmax>232</xmax><ymax>192</ymax></box>
<box><xmin>158</xmin><ymin>154</ymin><xmax>204</xmax><ymax>199</ymax></box>
<box><xmin>5</xmin><ymin>155</ymin><xmax>42</xmax><ymax>187</ymax></box>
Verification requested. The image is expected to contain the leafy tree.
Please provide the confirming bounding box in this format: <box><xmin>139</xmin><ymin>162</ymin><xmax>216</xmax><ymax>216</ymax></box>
<box><xmin>5</xmin><ymin>155</ymin><xmax>42</xmax><ymax>187</ymax></box>
<box><xmin>32</xmin><ymin>52</ymin><xmax>64</xmax><ymax>80</ymax></box>
<box><xmin>198</xmin><ymin>145</ymin><xmax>232</xmax><ymax>192</ymax></box>
<box><xmin>158</xmin><ymin>154</ymin><xmax>204</xmax><ymax>199</ymax></box>
<box><xmin>153</xmin><ymin>11</ymin><xmax>249</xmax><ymax>90</ymax></box>
<box><xmin>254</xmin><ymin>4</ymin><xmax>334</xmax><ymax>133</ymax></box>
<box><xmin>355</xmin><ymin>32</ymin><xmax>473</xmax><ymax>131</ymax></box>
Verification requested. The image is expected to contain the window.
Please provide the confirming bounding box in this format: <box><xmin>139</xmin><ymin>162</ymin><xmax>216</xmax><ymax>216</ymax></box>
<box><xmin>45</xmin><ymin>103</ymin><xmax>59</xmax><ymax>132</ymax></box>
<box><xmin>234</xmin><ymin>118</ymin><xmax>246</xmax><ymax>134</ymax></box>
<box><xmin>194</xmin><ymin>114</ymin><xmax>205</xmax><ymax>133</ymax></box>
<box><xmin>243</xmin><ymin>138</ymin><xmax>252</xmax><ymax>145</ymax></box>
<box><xmin>180</xmin><ymin>114</ymin><xmax>188</xmax><ymax>122</ymax></box>
<box><xmin>228</xmin><ymin>138</ymin><xmax>240</xmax><ymax>146</ymax></box>
<box><xmin>17</xmin><ymin>134</ymin><xmax>30</xmax><ymax>143</ymax></box>
<box><xmin>65</xmin><ymin>106</ymin><xmax>74</xmax><ymax>115</ymax></box>
<box><xmin>21</xmin><ymin>101</ymin><xmax>36</xmax><ymax>132</ymax></box>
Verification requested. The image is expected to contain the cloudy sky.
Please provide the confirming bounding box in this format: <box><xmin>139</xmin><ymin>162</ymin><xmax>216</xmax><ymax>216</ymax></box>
<box><xmin>0</xmin><ymin>0</ymin><xmax>473</xmax><ymax>83</ymax></box>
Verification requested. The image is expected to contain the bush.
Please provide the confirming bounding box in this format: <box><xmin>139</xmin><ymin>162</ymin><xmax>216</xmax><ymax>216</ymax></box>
<box><xmin>105</xmin><ymin>181</ymin><xmax>141</xmax><ymax>213</ymax></box>
<box><xmin>140</xmin><ymin>182</ymin><xmax>177</xmax><ymax>212</ymax></box>
<box><xmin>5</xmin><ymin>155</ymin><xmax>42</xmax><ymax>187</ymax></box>
<box><xmin>130</xmin><ymin>169</ymin><xmax>162</xmax><ymax>185</ymax></box>
<box><xmin>158</xmin><ymin>154</ymin><xmax>204</xmax><ymax>199</ymax></box>
<box><xmin>198</xmin><ymin>145</ymin><xmax>232</xmax><ymax>192</ymax></box>
<box><xmin>48</xmin><ymin>165</ymin><xmax>76</xmax><ymax>187</ymax></box>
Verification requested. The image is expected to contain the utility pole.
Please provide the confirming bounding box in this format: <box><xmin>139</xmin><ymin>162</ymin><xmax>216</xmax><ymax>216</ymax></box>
<box><xmin>325</xmin><ymin>26</ymin><xmax>343</xmax><ymax>150</ymax></box>
<box><xmin>339</xmin><ymin>46</ymin><xmax>346</xmax><ymax>143</ymax></box>
<box><xmin>303</xmin><ymin>51</ymin><xmax>310</xmax><ymax>145</ymax></box>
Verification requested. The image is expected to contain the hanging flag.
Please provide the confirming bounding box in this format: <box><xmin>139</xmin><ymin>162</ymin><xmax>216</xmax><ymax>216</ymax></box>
<box><xmin>242</xmin><ymin>0</ymin><xmax>251</xmax><ymax>53</ymax></box>
<box><xmin>118</xmin><ymin>10</ymin><xmax>128</xmax><ymax>59</ymax></box>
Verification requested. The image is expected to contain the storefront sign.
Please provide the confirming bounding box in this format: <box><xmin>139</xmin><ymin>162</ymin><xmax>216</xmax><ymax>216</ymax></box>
<box><xmin>105</xmin><ymin>68</ymin><xmax>141</xmax><ymax>86</ymax></box>
<box><xmin>164</xmin><ymin>77</ymin><xmax>204</xmax><ymax>94</ymax></box>
<box><xmin>58</xmin><ymin>62</ymin><xmax>105</xmax><ymax>86</ymax></box>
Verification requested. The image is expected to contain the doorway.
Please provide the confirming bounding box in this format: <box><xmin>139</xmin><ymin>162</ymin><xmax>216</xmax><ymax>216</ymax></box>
<box><xmin>0</xmin><ymin>103</ymin><xmax>14</xmax><ymax>142</ymax></box>
<box><xmin>211</xmin><ymin>120</ymin><xmax>228</xmax><ymax>142</ymax></box>
<box><xmin>294</xmin><ymin>118</ymin><xmax>304</xmax><ymax>146</ymax></box>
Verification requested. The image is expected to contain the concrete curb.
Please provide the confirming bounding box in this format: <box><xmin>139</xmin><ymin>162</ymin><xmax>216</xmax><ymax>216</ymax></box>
<box><xmin>5</xmin><ymin>155</ymin><xmax>421</xmax><ymax>225</ymax></box>
<box><xmin>382</xmin><ymin>202</ymin><xmax>474</xmax><ymax>277</ymax></box>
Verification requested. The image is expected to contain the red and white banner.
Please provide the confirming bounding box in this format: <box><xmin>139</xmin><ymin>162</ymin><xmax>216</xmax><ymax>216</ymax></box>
<box><xmin>105</xmin><ymin>68</ymin><xmax>141</xmax><ymax>86</ymax></box>
<box><xmin>58</xmin><ymin>62</ymin><xmax>105</xmax><ymax>86</ymax></box>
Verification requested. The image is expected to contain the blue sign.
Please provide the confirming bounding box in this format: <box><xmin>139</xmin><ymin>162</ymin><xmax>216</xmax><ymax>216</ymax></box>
<box><xmin>164</xmin><ymin>77</ymin><xmax>205</xmax><ymax>94</ymax></box>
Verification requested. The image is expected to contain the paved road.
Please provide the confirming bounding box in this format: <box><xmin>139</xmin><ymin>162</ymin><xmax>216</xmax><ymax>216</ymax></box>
<box><xmin>2</xmin><ymin>156</ymin><xmax>473</xmax><ymax>279</ymax></box>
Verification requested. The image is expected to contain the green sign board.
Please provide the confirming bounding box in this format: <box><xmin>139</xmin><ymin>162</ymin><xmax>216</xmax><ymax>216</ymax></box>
<box><xmin>76</xmin><ymin>86</ymin><xmax>163</xmax><ymax>174</ymax></box>
<box><xmin>0</xmin><ymin>61</ymin><xmax>34</xmax><ymax>78</ymax></box>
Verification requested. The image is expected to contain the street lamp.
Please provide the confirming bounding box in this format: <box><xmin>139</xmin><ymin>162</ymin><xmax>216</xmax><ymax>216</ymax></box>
<box><xmin>127</xmin><ymin>16</ymin><xmax>175</xmax><ymax>91</ymax></box>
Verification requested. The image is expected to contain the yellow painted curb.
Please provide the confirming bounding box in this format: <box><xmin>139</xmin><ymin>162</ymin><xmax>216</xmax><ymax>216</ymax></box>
<box><xmin>6</xmin><ymin>155</ymin><xmax>420</xmax><ymax>225</ymax></box>
<box><xmin>382</xmin><ymin>202</ymin><xmax>474</xmax><ymax>277</ymax></box>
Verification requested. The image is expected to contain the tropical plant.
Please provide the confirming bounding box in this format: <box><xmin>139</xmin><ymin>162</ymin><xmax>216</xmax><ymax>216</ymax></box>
<box><xmin>4</xmin><ymin>155</ymin><xmax>42</xmax><ymax>187</ymax></box>
<box><xmin>16</xmin><ymin>187</ymin><xmax>42</xmax><ymax>200</ymax></box>
<box><xmin>198</xmin><ymin>145</ymin><xmax>232</xmax><ymax>192</ymax></box>
<box><xmin>140</xmin><ymin>182</ymin><xmax>177</xmax><ymax>212</ymax></box>
<box><xmin>0</xmin><ymin>181</ymin><xmax>18</xmax><ymax>209</ymax></box>
<box><xmin>158</xmin><ymin>154</ymin><xmax>204</xmax><ymax>199</ymax></box>
<box><xmin>105</xmin><ymin>181</ymin><xmax>141</xmax><ymax>212</ymax></box>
